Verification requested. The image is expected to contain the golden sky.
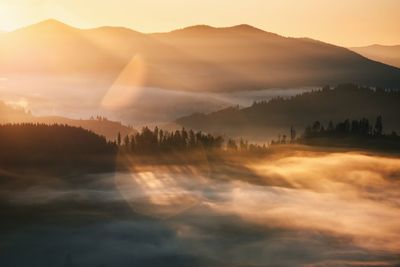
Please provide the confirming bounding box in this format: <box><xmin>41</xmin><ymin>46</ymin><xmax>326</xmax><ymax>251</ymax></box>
<box><xmin>0</xmin><ymin>0</ymin><xmax>399</xmax><ymax>47</ymax></box>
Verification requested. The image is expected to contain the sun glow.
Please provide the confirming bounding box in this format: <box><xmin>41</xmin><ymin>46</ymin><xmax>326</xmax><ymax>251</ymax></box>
<box><xmin>101</xmin><ymin>55</ymin><xmax>147</xmax><ymax>109</ymax></box>
<box><xmin>5</xmin><ymin>98</ymin><xmax>29</xmax><ymax>110</ymax></box>
<box><xmin>0</xmin><ymin>0</ymin><xmax>399</xmax><ymax>46</ymax></box>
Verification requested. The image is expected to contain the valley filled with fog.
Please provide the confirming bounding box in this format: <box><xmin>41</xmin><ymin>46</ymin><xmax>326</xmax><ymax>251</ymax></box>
<box><xmin>1</xmin><ymin>9</ymin><xmax>400</xmax><ymax>267</ymax></box>
<box><xmin>1</xmin><ymin>149</ymin><xmax>400</xmax><ymax>267</ymax></box>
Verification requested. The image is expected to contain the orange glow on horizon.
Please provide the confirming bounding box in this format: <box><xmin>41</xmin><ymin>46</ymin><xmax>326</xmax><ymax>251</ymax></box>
<box><xmin>0</xmin><ymin>0</ymin><xmax>399</xmax><ymax>47</ymax></box>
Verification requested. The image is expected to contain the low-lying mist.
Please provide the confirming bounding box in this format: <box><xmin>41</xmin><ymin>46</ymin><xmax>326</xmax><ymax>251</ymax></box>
<box><xmin>0</xmin><ymin>72</ymin><xmax>312</xmax><ymax>125</ymax></box>
<box><xmin>1</xmin><ymin>150</ymin><xmax>399</xmax><ymax>266</ymax></box>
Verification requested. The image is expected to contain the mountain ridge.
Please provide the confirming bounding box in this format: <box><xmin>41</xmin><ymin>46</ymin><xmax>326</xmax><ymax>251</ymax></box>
<box><xmin>350</xmin><ymin>44</ymin><xmax>400</xmax><ymax>68</ymax></box>
<box><xmin>175</xmin><ymin>84</ymin><xmax>400</xmax><ymax>140</ymax></box>
<box><xmin>7</xmin><ymin>19</ymin><xmax>400</xmax><ymax>53</ymax></box>
<box><xmin>0</xmin><ymin>19</ymin><xmax>399</xmax><ymax>126</ymax></box>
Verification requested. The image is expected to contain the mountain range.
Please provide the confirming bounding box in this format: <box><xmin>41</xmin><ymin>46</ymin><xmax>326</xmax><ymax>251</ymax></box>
<box><xmin>0</xmin><ymin>19</ymin><xmax>399</xmax><ymax>126</ymax></box>
<box><xmin>1</xmin><ymin>19</ymin><xmax>399</xmax><ymax>92</ymax></box>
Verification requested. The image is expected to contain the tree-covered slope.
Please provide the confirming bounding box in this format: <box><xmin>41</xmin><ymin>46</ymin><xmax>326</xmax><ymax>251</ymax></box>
<box><xmin>176</xmin><ymin>84</ymin><xmax>400</xmax><ymax>139</ymax></box>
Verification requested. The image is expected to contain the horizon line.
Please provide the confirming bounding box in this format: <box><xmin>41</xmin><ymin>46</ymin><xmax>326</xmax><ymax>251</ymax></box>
<box><xmin>1</xmin><ymin>18</ymin><xmax>398</xmax><ymax>48</ymax></box>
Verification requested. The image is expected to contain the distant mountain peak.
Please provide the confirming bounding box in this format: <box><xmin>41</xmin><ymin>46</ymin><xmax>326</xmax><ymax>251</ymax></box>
<box><xmin>350</xmin><ymin>44</ymin><xmax>400</xmax><ymax>68</ymax></box>
<box><xmin>227</xmin><ymin>24</ymin><xmax>281</xmax><ymax>37</ymax></box>
<box><xmin>228</xmin><ymin>24</ymin><xmax>263</xmax><ymax>32</ymax></box>
<box><xmin>38</xmin><ymin>18</ymin><xmax>75</xmax><ymax>28</ymax></box>
<box><xmin>170</xmin><ymin>25</ymin><xmax>216</xmax><ymax>34</ymax></box>
<box><xmin>168</xmin><ymin>24</ymin><xmax>279</xmax><ymax>38</ymax></box>
<box><xmin>15</xmin><ymin>18</ymin><xmax>77</xmax><ymax>33</ymax></box>
<box><xmin>366</xmin><ymin>44</ymin><xmax>399</xmax><ymax>49</ymax></box>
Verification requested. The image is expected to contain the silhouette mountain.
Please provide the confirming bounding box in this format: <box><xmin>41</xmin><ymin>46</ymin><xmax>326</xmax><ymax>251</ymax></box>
<box><xmin>350</xmin><ymin>44</ymin><xmax>400</xmax><ymax>68</ymax></box>
<box><xmin>0</xmin><ymin>19</ymin><xmax>144</xmax><ymax>76</ymax></box>
<box><xmin>23</xmin><ymin>18</ymin><xmax>76</xmax><ymax>32</ymax></box>
<box><xmin>165</xmin><ymin>24</ymin><xmax>273</xmax><ymax>37</ymax></box>
<box><xmin>0</xmin><ymin>19</ymin><xmax>399</xmax><ymax>93</ymax></box>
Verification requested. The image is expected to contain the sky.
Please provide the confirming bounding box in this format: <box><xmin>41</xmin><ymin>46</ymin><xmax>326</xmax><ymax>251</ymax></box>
<box><xmin>0</xmin><ymin>0</ymin><xmax>399</xmax><ymax>47</ymax></box>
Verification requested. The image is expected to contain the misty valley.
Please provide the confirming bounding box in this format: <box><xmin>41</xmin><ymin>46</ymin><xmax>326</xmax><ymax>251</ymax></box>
<box><xmin>1</xmin><ymin>13</ymin><xmax>400</xmax><ymax>267</ymax></box>
<box><xmin>1</xmin><ymin>116</ymin><xmax>400</xmax><ymax>266</ymax></box>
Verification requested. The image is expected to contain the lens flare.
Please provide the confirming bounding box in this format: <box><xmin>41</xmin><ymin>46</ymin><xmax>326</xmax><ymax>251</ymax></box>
<box><xmin>101</xmin><ymin>54</ymin><xmax>147</xmax><ymax>109</ymax></box>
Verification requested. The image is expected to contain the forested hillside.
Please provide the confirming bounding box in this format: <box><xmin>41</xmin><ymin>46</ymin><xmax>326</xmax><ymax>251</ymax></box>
<box><xmin>176</xmin><ymin>84</ymin><xmax>400</xmax><ymax>139</ymax></box>
<box><xmin>0</xmin><ymin>100</ymin><xmax>135</xmax><ymax>140</ymax></box>
<box><xmin>0</xmin><ymin>124</ymin><xmax>117</xmax><ymax>173</ymax></box>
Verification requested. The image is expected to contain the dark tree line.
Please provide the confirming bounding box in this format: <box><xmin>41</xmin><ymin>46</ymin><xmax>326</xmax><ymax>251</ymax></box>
<box><xmin>271</xmin><ymin>126</ymin><xmax>297</xmax><ymax>145</ymax></box>
<box><xmin>0</xmin><ymin>123</ymin><xmax>117</xmax><ymax>172</ymax></box>
<box><xmin>295</xmin><ymin>116</ymin><xmax>400</xmax><ymax>151</ymax></box>
<box><xmin>177</xmin><ymin>84</ymin><xmax>400</xmax><ymax>139</ymax></box>
<box><xmin>252</xmin><ymin>85</ymin><xmax>400</xmax><ymax>107</ymax></box>
<box><xmin>118</xmin><ymin>127</ymin><xmax>224</xmax><ymax>154</ymax></box>
<box><xmin>117</xmin><ymin>127</ymin><xmax>268</xmax><ymax>154</ymax></box>
<box><xmin>302</xmin><ymin>116</ymin><xmax>390</xmax><ymax>138</ymax></box>
<box><xmin>226</xmin><ymin>138</ymin><xmax>267</xmax><ymax>153</ymax></box>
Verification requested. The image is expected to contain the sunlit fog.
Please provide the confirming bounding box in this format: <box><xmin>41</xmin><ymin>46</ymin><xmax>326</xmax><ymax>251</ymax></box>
<box><xmin>1</xmin><ymin>1</ymin><xmax>400</xmax><ymax>267</ymax></box>
<box><xmin>2</xmin><ymin>151</ymin><xmax>400</xmax><ymax>266</ymax></box>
